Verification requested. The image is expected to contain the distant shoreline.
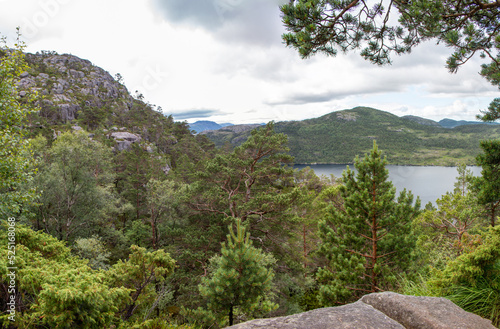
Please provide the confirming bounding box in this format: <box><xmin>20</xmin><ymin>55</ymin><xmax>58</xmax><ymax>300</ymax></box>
<box><xmin>293</xmin><ymin>163</ymin><xmax>477</xmax><ymax>168</ymax></box>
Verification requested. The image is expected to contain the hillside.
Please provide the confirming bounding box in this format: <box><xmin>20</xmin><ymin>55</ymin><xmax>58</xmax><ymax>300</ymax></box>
<box><xmin>203</xmin><ymin>107</ymin><xmax>500</xmax><ymax>165</ymax></box>
<box><xmin>15</xmin><ymin>51</ymin><xmax>214</xmax><ymax>170</ymax></box>
<box><xmin>438</xmin><ymin>118</ymin><xmax>500</xmax><ymax>128</ymax></box>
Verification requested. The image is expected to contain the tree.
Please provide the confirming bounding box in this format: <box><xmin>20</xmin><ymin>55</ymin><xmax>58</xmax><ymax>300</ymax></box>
<box><xmin>145</xmin><ymin>179</ymin><xmax>187</xmax><ymax>250</ymax></box>
<box><xmin>418</xmin><ymin>191</ymin><xmax>482</xmax><ymax>254</ymax></box>
<box><xmin>0</xmin><ymin>31</ymin><xmax>38</xmax><ymax>217</ymax></box>
<box><xmin>430</xmin><ymin>225</ymin><xmax>500</xmax><ymax>326</ymax></box>
<box><xmin>417</xmin><ymin>165</ymin><xmax>484</xmax><ymax>256</ymax></box>
<box><xmin>316</xmin><ymin>141</ymin><xmax>420</xmax><ymax>304</ymax></box>
<box><xmin>198</xmin><ymin>219</ymin><xmax>277</xmax><ymax>327</ymax></box>
<box><xmin>0</xmin><ymin>224</ymin><xmax>131</xmax><ymax>328</ymax></box>
<box><xmin>32</xmin><ymin>131</ymin><xmax>126</xmax><ymax>242</ymax></box>
<box><xmin>280</xmin><ymin>0</ymin><xmax>500</xmax><ymax>118</ymax></box>
<box><xmin>115</xmin><ymin>143</ymin><xmax>167</xmax><ymax>222</ymax></box>
<box><xmin>189</xmin><ymin>122</ymin><xmax>300</xmax><ymax>253</ymax></box>
<box><xmin>107</xmin><ymin>245</ymin><xmax>176</xmax><ymax>322</ymax></box>
<box><xmin>474</xmin><ymin>139</ymin><xmax>500</xmax><ymax>226</ymax></box>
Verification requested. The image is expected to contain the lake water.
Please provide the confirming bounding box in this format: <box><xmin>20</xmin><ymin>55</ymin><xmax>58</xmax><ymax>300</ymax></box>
<box><xmin>295</xmin><ymin>164</ymin><xmax>482</xmax><ymax>205</ymax></box>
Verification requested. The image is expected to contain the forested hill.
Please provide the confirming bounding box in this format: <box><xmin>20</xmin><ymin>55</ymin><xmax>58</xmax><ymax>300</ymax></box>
<box><xmin>202</xmin><ymin>107</ymin><xmax>500</xmax><ymax>165</ymax></box>
<box><xmin>18</xmin><ymin>51</ymin><xmax>214</xmax><ymax>170</ymax></box>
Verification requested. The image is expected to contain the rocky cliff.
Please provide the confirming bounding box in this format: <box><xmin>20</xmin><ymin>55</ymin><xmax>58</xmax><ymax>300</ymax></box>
<box><xmin>18</xmin><ymin>51</ymin><xmax>134</xmax><ymax>124</ymax></box>
<box><xmin>13</xmin><ymin>51</ymin><xmax>199</xmax><ymax>158</ymax></box>
<box><xmin>226</xmin><ymin>292</ymin><xmax>496</xmax><ymax>329</ymax></box>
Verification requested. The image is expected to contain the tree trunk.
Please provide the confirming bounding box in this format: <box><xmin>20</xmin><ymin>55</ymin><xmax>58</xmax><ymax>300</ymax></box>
<box><xmin>229</xmin><ymin>305</ymin><xmax>234</xmax><ymax>326</ymax></box>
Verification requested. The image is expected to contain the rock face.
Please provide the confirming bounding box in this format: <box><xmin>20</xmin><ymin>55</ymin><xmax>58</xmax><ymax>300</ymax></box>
<box><xmin>226</xmin><ymin>292</ymin><xmax>495</xmax><ymax>329</ymax></box>
<box><xmin>19</xmin><ymin>52</ymin><xmax>134</xmax><ymax>124</ymax></box>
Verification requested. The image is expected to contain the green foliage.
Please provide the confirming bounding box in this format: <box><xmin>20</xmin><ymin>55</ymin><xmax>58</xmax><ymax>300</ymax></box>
<box><xmin>447</xmin><ymin>275</ymin><xmax>500</xmax><ymax>327</ymax></box>
<box><xmin>115</xmin><ymin>143</ymin><xmax>168</xmax><ymax>222</ymax></box>
<box><xmin>146</xmin><ymin>178</ymin><xmax>188</xmax><ymax>250</ymax></box>
<box><xmin>416</xmin><ymin>190</ymin><xmax>483</xmax><ymax>255</ymax></box>
<box><xmin>31</xmin><ymin>131</ymin><xmax>128</xmax><ymax>242</ymax></box>
<box><xmin>198</xmin><ymin>219</ymin><xmax>277</xmax><ymax>327</ymax></box>
<box><xmin>190</xmin><ymin>122</ymin><xmax>301</xmax><ymax>262</ymax></box>
<box><xmin>430</xmin><ymin>226</ymin><xmax>500</xmax><ymax>326</ymax></box>
<box><xmin>0</xmin><ymin>32</ymin><xmax>38</xmax><ymax>217</ymax></box>
<box><xmin>107</xmin><ymin>245</ymin><xmax>176</xmax><ymax>321</ymax></box>
<box><xmin>122</xmin><ymin>318</ymin><xmax>196</xmax><ymax>329</ymax></box>
<box><xmin>0</xmin><ymin>224</ymin><xmax>131</xmax><ymax>328</ymax></box>
<box><xmin>73</xmin><ymin>235</ymin><xmax>111</xmax><ymax>270</ymax></box>
<box><xmin>316</xmin><ymin>141</ymin><xmax>420</xmax><ymax>305</ymax></box>
<box><xmin>473</xmin><ymin>139</ymin><xmax>500</xmax><ymax>226</ymax></box>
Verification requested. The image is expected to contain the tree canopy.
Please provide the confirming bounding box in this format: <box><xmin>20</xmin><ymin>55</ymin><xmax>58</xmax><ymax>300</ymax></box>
<box><xmin>280</xmin><ymin>0</ymin><xmax>500</xmax><ymax>119</ymax></box>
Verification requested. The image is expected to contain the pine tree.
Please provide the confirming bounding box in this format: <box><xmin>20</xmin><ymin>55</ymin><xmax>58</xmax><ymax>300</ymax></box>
<box><xmin>316</xmin><ymin>141</ymin><xmax>420</xmax><ymax>305</ymax></box>
<box><xmin>199</xmin><ymin>219</ymin><xmax>276</xmax><ymax>326</ymax></box>
<box><xmin>474</xmin><ymin>140</ymin><xmax>500</xmax><ymax>227</ymax></box>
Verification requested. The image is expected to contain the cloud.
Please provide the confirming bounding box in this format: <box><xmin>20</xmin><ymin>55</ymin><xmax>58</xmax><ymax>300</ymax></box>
<box><xmin>149</xmin><ymin>0</ymin><xmax>222</xmax><ymax>29</ymax></box>
<box><xmin>150</xmin><ymin>0</ymin><xmax>287</xmax><ymax>46</ymax></box>
<box><xmin>171</xmin><ymin>108</ymin><xmax>225</xmax><ymax>120</ymax></box>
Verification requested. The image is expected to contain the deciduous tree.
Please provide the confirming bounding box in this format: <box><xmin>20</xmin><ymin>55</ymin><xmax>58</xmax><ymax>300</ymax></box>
<box><xmin>33</xmin><ymin>131</ymin><xmax>126</xmax><ymax>242</ymax></box>
<box><xmin>0</xmin><ymin>32</ymin><xmax>38</xmax><ymax>217</ymax></box>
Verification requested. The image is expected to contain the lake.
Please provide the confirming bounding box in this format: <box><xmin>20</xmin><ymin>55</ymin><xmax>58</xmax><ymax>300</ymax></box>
<box><xmin>295</xmin><ymin>164</ymin><xmax>482</xmax><ymax>205</ymax></box>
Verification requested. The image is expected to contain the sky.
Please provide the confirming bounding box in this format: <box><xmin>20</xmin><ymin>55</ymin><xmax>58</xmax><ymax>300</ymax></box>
<box><xmin>0</xmin><ymin>0</ymin><xmax>499</xmax><ymax>124</ymax></box>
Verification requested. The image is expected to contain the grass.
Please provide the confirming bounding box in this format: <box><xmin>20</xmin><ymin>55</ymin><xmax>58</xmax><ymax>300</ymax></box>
<box><xmin>447</xmin><ymin>276</ymin><xmax>500</xmax><ymax>327</ymax></box>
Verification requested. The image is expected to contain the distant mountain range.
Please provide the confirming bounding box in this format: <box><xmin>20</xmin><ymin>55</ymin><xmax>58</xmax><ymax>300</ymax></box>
<box><xmin>200</xmin><ymin>107</ymin><xmax>500</xmax><ymax>166</ymax></box>
<box><xmin>188</xmin><ymin>121</ymin><xmax>233</xmax><ymax>133</ymax></box>
<box><xmin>437</xmin><ymin>118</ymin><xmax>500</xmax><ymax>128</ymax></box>
<box><xmin>193</xmin><ymin>115</ymin><xmax>499</xmax><ymax>133</ymax></box>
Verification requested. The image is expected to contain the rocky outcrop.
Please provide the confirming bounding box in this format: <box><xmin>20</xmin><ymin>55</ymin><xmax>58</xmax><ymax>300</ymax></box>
<box><xmin>18</xmin><ymin>52</ymin><xmax>134</xmax><ymax>123</ymax></box>
<box><xmin>361</xmin><ymin>292</ymin><xmax>495</xmax><ymax>329</ymax></box>
<box><xmin>226</xmin><ymin>292</ymin><xmax>495</xmax><ymax>329</ymax></box>
<box><xmin>109</xmin><ymin>131</ymin><xmax>142</xmax><ymax>151</ymax></box>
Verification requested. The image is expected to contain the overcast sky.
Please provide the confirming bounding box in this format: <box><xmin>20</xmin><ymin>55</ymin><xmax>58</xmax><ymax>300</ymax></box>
<box><xmin>1</xmin><ymin>0</ymin><xmax>498</xmax><ymax>123</ymax></box>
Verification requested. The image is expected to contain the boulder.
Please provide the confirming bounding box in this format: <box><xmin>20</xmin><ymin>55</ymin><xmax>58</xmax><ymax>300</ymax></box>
<box><xmin>361</xmin><ymin>292</ymin><xmax>495</xmax><ymax>329</ymax></box>
<box><xmin>227</xmin><ymin>301</ymin><xmax>404</xmax><ymax>329</ymax></box>
<box><xmin>225</xmin><ymin>292</ymin><xmax>496</xmax><ymax>329</ymax></box>
<box><xmin>110</xmin><ymin>131</ymin><xmax>141</xmax><ymax>151</ymax></box>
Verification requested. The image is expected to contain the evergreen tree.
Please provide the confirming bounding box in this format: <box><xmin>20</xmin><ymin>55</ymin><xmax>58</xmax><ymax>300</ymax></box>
<box><xmin>281</xmin><ymin>1</ymin><xmax>500</xmax><ymax>120</ymax></box>
<box><xmin>0</xmin><ymin>224</ymin><xmax>131</xmax><ymax>328</ymax></box>
<box><xmin>280</xmin><ymin>1</ymin><xmax>500</xmax><ymax>85</ymax></box>
<box><xmin>430</xmin><ymin>225</ymin><xmax>500</xmax><ymax>326</ymax></box>
<box><xmin>189</xmin><ymin>122</ymin><xmax>299</xmax><ymax>256</ymax></box>
<box><xmin>417</xmin><ymin>165</ymin><xmax>483</xmax><ymax>256</ymax></box>
<box><xmin>107</xmin><ymin>245</ymin><xmax>176</xmax><ymax>322</ymax></box>
<box><xmin>474</xmin><ymin>140</ymin><xmax>500</xmax><ymax>226</ymax></box>
<box><xmin>316</xmin><ymin>141</ymin><xmax>420</xmax><ymax>304</ymax></box>
<box><xmin>199</xmin><ymin>219</ymin><xmax>276</xmax><ymax>326</ymax></box>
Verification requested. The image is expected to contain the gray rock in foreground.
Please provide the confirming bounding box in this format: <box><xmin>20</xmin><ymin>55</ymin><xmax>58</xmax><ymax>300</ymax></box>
<box><xmin>361</xmin><ymin>292</ymin><xmax>495</xmax><ymax>329</ymax></box>
<box><xmin>226</xmin><ymin>292</ymin><xmax>495</xmax><ymax>329</ymax></box>
<box><xmin>227</xmin><ymin>301</ymin><xmax>404</xmax><ymax>329</ymax></box>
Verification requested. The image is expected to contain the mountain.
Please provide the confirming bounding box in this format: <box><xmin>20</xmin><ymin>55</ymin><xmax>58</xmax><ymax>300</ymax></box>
<box><xmin>203</xmin><ymin>107</ymin><xmax>500</xmax><ymax>166</ymax></box>
<box><xmin>17</xmin><ymin>51</ymin><xmax>211</xmax><ymax>168</ymax></box>
<box><xmin>438</xmin><ymin>118</ymin><xmax>500</xmax><ymax>128</ymax></box>
<box><xmin>188</xmin><ymin>121</ymin><xmax>233</xmax><ymax>133</ymax></box>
